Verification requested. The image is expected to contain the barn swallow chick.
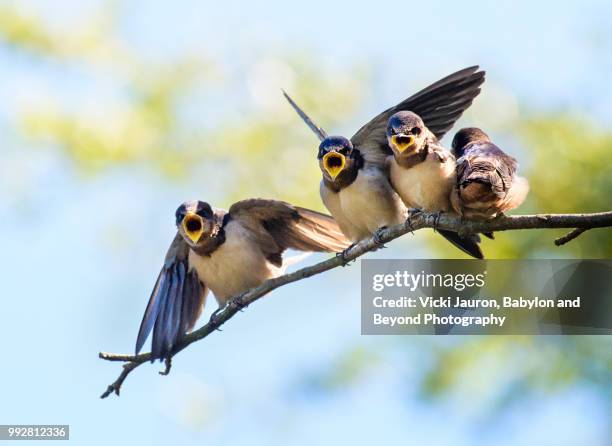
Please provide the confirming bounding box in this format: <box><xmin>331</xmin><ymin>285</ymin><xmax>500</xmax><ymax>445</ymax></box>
<box><xmin>450</xmin><ymin>128</ymin><xmax>529</xmax><ymax>219</ymax></box>
<box><xmin>284</xmin><ymin>66</ymin><xmax>486</xmax><ymax>260</ymax></box>
<box><xmin>315</xmin><ymin>134</ymin><xmax>407</xmax><ymax>243</ymax></box>
<box><xmin>136</xmin><ymin>199</ymin><xmax>350</xmax><ymax>360</ymax></box>
<box><xmin>386</xmin><ymin>111</ymin><xmax>455</xmax><ymax>210</ymax></box>
<box><xmin>386</xmin><ymin>111</ymin><xmax>484</xmax><ymax>258</ymax></box>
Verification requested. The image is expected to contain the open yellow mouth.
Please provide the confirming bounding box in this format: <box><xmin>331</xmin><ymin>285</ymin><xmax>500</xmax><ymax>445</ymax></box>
<box><xmin>322</xmin><ymin>152</ymin><xmax>346</xmax><ymax>179</ymax></box>
<box><xmin>391</xmin><ymin>134</ymin><xmax>415</xmax><ymax>153</ymax></box>
<box><xmin>182</xmin><ymin>212</ymin><xmax>205</xmax><ymax>243</ymax></box>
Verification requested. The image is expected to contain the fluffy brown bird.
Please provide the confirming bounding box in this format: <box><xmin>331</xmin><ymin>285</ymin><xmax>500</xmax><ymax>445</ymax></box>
<box><xmin>136</xmin><ymin>199</ymin><xmax>350</xmax><ymax>360</ymax></box>
<box><xmin>450</xmin><ymin>127</ymin><xmax>529</xmax><ymax>219</ymax></box>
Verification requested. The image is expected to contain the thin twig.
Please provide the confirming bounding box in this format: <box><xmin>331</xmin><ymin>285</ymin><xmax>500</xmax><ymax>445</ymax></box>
<box><xmin>100</xmin><ymin>362</ymin><xmax>140</xmax><ymax>398</ymax></box>
<box><xmin>99</xmin><ymin>209</ymin><xmax>612</xmax><ymax>398</ymax></box>
<box><xmin>554</xmin><ymin>227</ymin><xmax>588</xmax><ymax>246</ymax></box>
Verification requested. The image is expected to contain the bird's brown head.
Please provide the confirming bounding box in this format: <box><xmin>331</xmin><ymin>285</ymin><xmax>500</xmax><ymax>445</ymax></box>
<box><xmin>386</xmin><ymin>111</ymin><xmax>428</xmax><ymax>159</ymax></box>
<box><xmin>175</xmin><ymin>200</ymin><xmax>217</xmax><ymax>247</ymax></box>
<box><xmin>451</xmin><ymin>127</ymin><xmax>491</xmax><ymax>157</ymax></box>
<box><xmin>317</xmin><ymin>136</ymin><xmax>362</xmax><ymax>187</ymax></box>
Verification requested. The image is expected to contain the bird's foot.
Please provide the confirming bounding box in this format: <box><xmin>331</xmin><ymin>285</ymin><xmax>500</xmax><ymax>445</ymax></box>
<box><xmin>406</xmin><ymin>207</ymin><xmax>423</xmax><ymax>219</ymax></box>
<box><xmin>230</xmin><ymin>296</ymin><xmax>248</xmax><ymax>311</ymax></box>
<box><xmin>159</xmin><ymin>357</ymin><xmax>172</xmax><ymax>376</ymax></box>
<box><xmin>405</xmin><ymin>208</ymin><xmax>423</xmax><ymax>233</ymax></box>
<box><xmin>372</xmin><ymin>226</ymin><xmax>388</xmax><ymax>249</ymax></box>
<box><xmin>430</xmin><ymin>211</ymin><xmax>443</xmax><ymax>231</ymax></box>
<box><xmin>336</xmin><ymin>243</ymin><xmax>357</xmax><ymax>266</ymax></box>
<box><xmin>208</xmin><ymin>305</ymin><xmax>226</xmax><ymax>328</ymax></box>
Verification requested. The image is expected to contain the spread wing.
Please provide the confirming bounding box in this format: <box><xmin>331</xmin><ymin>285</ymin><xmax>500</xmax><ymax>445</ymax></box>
<box><xmin>135</xmin><ymin>233</ymin><xmax>208</xmax><ymax>360</ymax></box>
<box><xmin>228</xmin><ymin>199</ymin><xmax>351</xmax><ymax>265</ymax></box>
<box><xmin>351</xmin><ymin>66</ymin><xmax>485</xmax><ymax>164</ymax></box>
<box><xmin>283</xmin><ymin>67</ymin><xmax>485</xmax><ymax>166</ymax></box>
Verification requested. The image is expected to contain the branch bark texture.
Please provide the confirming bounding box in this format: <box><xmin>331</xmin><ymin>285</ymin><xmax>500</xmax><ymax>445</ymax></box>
<box><xmin>99</xmin><ymin>210</ymin><xmax>612</xmax><ymax>398</ymax></box>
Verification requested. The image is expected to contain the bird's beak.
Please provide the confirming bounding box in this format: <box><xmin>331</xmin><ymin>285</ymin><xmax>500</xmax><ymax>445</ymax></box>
<box><xmin>391</xmin><ymin>134</ymin><xmax>415</xmax><ymax>153</ymax></box>
<box><xmin>322</xmin><ymin>151</ymin><xmax>346</xmax><ymax>180</ymax></box>
<box><xmin>182</xmin><ymin>212</ymin><xmax>205</xmax><ymax>244</ymax></box>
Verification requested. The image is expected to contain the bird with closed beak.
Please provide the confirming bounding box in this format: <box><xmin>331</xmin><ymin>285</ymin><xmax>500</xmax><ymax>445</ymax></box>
<box><xmin>450</xmin><ymin>127</ymin><xmax>529</xmax><ymax>219</ymax></box>
<box><xmin>136</xmin><ymin>199</ymin><xmax>350</xmax><ymax>360</ymax></box>
<box><xmin>284</xmin><ymin>66</ymin><xmax>486</xmax><ymax>258</ymax></box>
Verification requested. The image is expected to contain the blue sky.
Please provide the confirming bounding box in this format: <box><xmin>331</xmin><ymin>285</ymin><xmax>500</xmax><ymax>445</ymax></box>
<box><xmin>0</xmin><ymin>1</ymin><xmax>610</xmax><ymax>445</ymax></box>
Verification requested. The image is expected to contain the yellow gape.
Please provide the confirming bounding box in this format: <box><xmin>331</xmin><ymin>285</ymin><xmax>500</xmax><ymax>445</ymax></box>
<box><xmin>182</xmin><ymin>213</ymin><xmax>205</xmax><ymax>243</ymax></box>
<box><xmin>391</xmin><ymin>134</ymin><xmax>415</xmax><ymax>153</ymax></box>
<box><xmin>322</xmin><ymin>152</ymin><xmax>346</xmax><ymax>179</ymax></box>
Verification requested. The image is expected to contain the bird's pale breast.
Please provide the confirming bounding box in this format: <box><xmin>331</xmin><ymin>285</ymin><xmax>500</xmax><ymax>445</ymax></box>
<box><xmin>321</xmin><ymin>167</ymin><xmax>406</xmax><ymax>241</ymax></box>
<box><xmin>390</xmin><ymin>153</ymin><xmax>455</xmax><ymax>212</ymax></box>
<box><xmin>188</xmin><ymin>220</ymin><xmax>281</xmax><ymax>306</ymax></box>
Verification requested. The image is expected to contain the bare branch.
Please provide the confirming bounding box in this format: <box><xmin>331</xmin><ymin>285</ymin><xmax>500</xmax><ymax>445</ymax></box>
<box><xmin>554</xmin><ymin>227</ymin><xmax>589</xmax><ymax>246</ymax></box>
<box><xmin>99</xmin><ymin>209</ymin><xmax>612</xmax><ymax>398</ymax></box>
<box><xmin>100</xmin><ymin>361</ymin><xmax>140</xmax><ymax>398</ymax></box>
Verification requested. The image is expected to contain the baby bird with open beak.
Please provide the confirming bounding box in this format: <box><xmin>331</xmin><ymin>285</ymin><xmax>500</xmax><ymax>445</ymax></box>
<box><xmin>316</xmin><ymin>134</ymin><xmax>408</xmax><ymax>243</ymax></box>
<box><xmin>386</xmin><ymin>111</ymin><xmax>455</xmax><ymax>211</ymax></box>
<box><xmin>284</xmin><ymin>66</ymin><xmax>487</xmax><ymax>258</ymax></box>
<box><xmin>386</xmin><ymin>111</ymin><xmax>484</xmax><ymax>258</ymax></box>
<box><xmin>135</xmin><ymin>198</ymin><xmax>350</xmax><ymax>360</ymax></box>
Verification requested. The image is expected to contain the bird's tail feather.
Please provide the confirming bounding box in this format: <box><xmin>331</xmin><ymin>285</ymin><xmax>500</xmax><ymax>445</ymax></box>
<box><xmin>438</xmin><ymin>229</ymin><xmax>484</xmax><ymax>259</ymax></box>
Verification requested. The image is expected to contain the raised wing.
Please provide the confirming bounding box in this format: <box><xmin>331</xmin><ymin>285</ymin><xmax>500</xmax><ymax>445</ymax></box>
<box><xmin>282</xmin><ymin>90</ymin><xmax>328</xmax><ymax>142</ymax></box>
<box><xmin>351</xmin><ymin>66</ymin><xmax>485</xmax><ymax>164</ymax></box>
<box><xmin>135</xmin><ymin>233</ymin><xmax>208</xmax><ymax>360</ymax></box>
<box><xmin>228</xmin><ymin>199</ymin><xmax>350</xmax><ymax>265</ymax></box>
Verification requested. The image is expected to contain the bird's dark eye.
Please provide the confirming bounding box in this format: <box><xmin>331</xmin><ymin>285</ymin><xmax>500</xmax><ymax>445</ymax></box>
<box><xmin>195</xmin><ymin>205</ymin><xmax>213</xmax><ymax>219</ymax></box>
<box><xmin>175</xmin><ymin>212</ymin><xmax>184</xmax><ymax>225</ymax></box>
<box><xmin>339</xmin><ymin>146</ymin><xmax>349</xmax><ymax>155</ymax></box>
<box><xmin>318</xmin><ymin>148</ymin><xmax>326</xmax><ymax>159</ymax></box>
<box><xmin>410</xmin><ymin>127</ymin><xmax>421</xmax><ymax>136</ymax></box>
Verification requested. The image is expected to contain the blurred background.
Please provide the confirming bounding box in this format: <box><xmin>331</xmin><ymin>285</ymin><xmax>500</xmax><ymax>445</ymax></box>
<box><xmin>0</xmin><ymin>0</ymin><xmax>610</xmax><ymax>444</ymax></box>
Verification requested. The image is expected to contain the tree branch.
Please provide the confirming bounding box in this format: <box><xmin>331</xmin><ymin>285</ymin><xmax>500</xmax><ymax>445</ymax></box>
<box><xmin>554</xmin><ymin>227</ymin><xmax>588</xmax><ymax>246</ymax></box>
<box><xmin>99</xmin><ymin>209</ymin><xmax>612</xmax><ymax>398</ymax></box>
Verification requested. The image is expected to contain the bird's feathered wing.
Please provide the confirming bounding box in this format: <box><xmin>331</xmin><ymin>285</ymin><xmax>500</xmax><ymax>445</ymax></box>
<box><xmin>228</xmin><ymin>199</ymin><xmax>351</xmax><ymax>266</ymax></box>
<box><xmin>351</xmin><ymin>66</ymin><xmax>485</xmax><ymax>165</ymax></box>
<box><xmin>283</xmin><ymin>66</ymin><xmax>485</xmax><ymax>166</ymax></box>
<box><xmin>135</xmin><ymin>233</ymin><xmax>208</xmax><ymax>360</ymax></box>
